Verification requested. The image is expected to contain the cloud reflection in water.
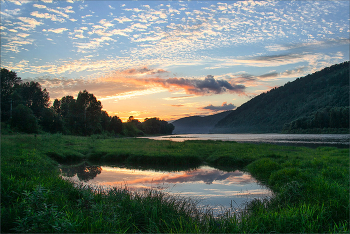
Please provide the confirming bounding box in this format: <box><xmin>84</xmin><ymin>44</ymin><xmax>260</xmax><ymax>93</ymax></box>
<box><xmin>61</xmin><ymin>165</ymin><xmax>272</xmax><ymax>213</ymax></box>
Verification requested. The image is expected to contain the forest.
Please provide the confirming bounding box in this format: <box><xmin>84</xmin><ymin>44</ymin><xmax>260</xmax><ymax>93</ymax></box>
<box><xmin>215</xmin><ymin>61</ymin><xmax>349</xmax><ymax>133</ymax></box>
<box><xmin>0</xmin><ymin>68</ymin><xmax>174</xmax><ymax>136</ymax></box>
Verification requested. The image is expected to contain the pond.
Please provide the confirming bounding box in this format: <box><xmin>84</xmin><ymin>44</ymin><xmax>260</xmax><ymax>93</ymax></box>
<box><xmin>60</xmin><ymin>163</ymin><xmax>272</xmax><ymax>215</ymax></box>
<box><xmin>141</xmin><ymin>133</ymin><xmax>350</xmax><ymax>148</ymax></box>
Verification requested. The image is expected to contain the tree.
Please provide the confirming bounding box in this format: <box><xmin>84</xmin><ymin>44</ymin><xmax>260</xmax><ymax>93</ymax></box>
<box><xmin>143</xmin><ymin>117</ymin><xmax>175</xmax><ymax>135</ymax></box>
<box><xmin>59</xmin><ymin>96</ymin><xmax>77</xmax><ymax>134</ymax></box>
<box><xmin>40</xmin><ymin>107</ymin><xmax>63</xmax><ymax>133</ymax></box>
<box><xmin>19</xmin><ymin>81</ymin><xmax>50</xmax><ymax>118</ymax></box>
<box><xmin>123</xmin><ymin>116</ymin><xmax>144</xmax><ymax>136</ymax></box>
<box><xmin>100</xmin><ymin>111</ymin><xmax>111</xmax><ymax>132</ymax></box>
<box><xmin>108</xmin><ymin>116</ymin><xmax>123</xmax><ymax>134</ymax></box>
<box><xmin>75</xmin><ymin>90</ymin><xmax>103</xmax><ymax>135</ymax></box>
<box><xmin>11</xmin><ymin>104</ymin><xmax>39</xmax><ymax>133</ymax></box>
<box><xmin>1</xmin><ymin>68</ymin><xmax>22</xmax><ymax>121</ymax></box>
<box><xmin>52</xmin><ymin>99</ymin><xmax>61</xmax><ymax>115</ymax></box>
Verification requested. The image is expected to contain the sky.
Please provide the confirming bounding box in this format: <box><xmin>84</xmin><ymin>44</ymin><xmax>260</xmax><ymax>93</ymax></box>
<box><xmin>1</xmin><ymin>0</ymin><xmax>349</xmax><ymax>122</ymax></box>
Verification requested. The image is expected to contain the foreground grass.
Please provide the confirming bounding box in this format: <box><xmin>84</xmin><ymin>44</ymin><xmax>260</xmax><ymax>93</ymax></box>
<box><xmin>1</xmin><ymin>134</ymin><xmax>349</xmax><ymax>233</ymax></box>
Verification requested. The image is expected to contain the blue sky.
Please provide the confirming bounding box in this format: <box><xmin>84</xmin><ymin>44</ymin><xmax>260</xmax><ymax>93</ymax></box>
<box><xmin>1</xmin><ymin>0</ymin><xmax>349</xmax><ymax>121</ymax></box>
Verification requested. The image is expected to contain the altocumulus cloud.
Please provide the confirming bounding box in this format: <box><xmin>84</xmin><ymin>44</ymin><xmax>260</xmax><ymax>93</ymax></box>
<box><xmin>142</xmin><ymin>75</ymin><xmax>245</xmax><ymax>95</ymax></box>
<box><xmin>201</xmin><ymin>102</ymin><xmax>236</xmax><ymax>112</ymax></box>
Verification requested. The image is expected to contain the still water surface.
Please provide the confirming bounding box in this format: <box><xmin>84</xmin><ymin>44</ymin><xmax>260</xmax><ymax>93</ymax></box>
<box><xmin>142</xmin><ymin>134</ymin><xmax>350</xmax><ymax>148</ymax></box>
<box><xmin>61</xmin><ymin>164</ymin><xmax>272</xmax><ymax>215</ymax></box>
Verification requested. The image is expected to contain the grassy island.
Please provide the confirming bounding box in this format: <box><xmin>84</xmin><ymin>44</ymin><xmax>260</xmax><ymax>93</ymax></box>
<box><xmin>1</xmin><ymin>134</ymin><xmax>349</xmax><ymax>233</ymax></box>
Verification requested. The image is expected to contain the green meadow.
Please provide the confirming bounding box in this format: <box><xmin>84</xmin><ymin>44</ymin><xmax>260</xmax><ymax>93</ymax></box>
<box><xmin>1</xmin><ymin>134</ymin><xmax>349</xmax><ymax>233</ymax></box>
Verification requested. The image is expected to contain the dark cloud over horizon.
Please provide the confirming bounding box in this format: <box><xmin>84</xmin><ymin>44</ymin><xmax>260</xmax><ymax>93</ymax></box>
<box><xmin>201</xmin><ymin>102</ymin><xmax>236</xmax><ymax>112</ymax></box>
<box><xmin>144</xmin><ymin>75</ymin><xmax>245</xmax><ymax>95</ymax></box>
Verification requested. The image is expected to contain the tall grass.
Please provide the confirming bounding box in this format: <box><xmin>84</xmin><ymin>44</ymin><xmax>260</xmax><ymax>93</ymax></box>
<box><xmin>1</xmin><ymin>134</ymin><xmax>349</xmax><ymax>233</ymax></box>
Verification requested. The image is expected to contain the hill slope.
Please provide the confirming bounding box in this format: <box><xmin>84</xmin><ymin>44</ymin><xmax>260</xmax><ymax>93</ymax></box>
<box><xmin>172</xmin><ymin>110</ymin><xmax>231</xmax><ymax>134</ymax></box>
<box><xmin>214</xmin><ymin>61</ymin><xmax>349</xmax><ymax>133</ymax></box>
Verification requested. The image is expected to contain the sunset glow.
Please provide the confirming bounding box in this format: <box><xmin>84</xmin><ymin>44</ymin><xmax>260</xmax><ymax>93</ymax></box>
<box><xmin>1</xmin><ymin>0</ymin><xmax>349</xmax><ymax>121</ymax></box>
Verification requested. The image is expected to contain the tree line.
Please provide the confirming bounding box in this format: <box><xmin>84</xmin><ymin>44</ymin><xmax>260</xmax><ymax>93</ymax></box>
<box><xmin>282</xmin><ymin>106</ymin><xmax>349</xmax><ymax>133</ymax></box>
<box><xmin>1</xmin><ymin>68</ymin><xmax>174</xmax><ymax>136</ymax></box>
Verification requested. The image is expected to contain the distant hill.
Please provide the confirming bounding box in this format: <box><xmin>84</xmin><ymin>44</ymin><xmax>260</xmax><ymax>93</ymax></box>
<box><xmin>214</xmin><ymin>61</ymin><xmax>349</xmax><ymax>133</ymax></box>
<box><xmin>172</xmin><ymin>110</ymin><xmax>231</xmax><ymax>134</ymax></box>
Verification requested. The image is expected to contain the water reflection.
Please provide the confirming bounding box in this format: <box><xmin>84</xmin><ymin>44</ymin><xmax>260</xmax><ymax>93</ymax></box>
<box><xmin>60</xmin><ymin>164</ymin><xmax>272</xmax><ymax>214</ymax></box>
<box><xmin>60</xmin><ymin>162</ymin><xmax>102</xmax><ymax>182</ymax></box>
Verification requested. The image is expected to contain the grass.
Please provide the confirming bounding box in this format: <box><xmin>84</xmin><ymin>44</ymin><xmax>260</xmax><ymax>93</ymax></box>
<box><xmin>1</xmin><ymin>133</ymin><xmax>349</xmax><ymax>233</ymax></box>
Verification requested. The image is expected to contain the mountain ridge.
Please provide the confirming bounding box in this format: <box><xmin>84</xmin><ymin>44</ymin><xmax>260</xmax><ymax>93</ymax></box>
<box><xmin>171</xmin><ymin>110</ymin><xmax>232</xmax><ymax>134</ymax></box>
<box><xmin>172</xmin><ymin>61</ymin><xmax>349</xmax><ymax>134</ymax></box>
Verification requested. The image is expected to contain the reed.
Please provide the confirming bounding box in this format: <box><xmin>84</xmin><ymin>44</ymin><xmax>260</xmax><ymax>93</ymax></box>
<box><xmin>1</xmin><ymin>134</ymin><xmax>349</xmax><ymax>233</ymax></box>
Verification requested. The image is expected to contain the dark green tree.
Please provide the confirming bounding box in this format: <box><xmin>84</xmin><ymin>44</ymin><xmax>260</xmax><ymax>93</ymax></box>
<box><xmin>123</xmin><ymin>116</ymin><xmax>144</xmax><ymax>136</ymax></box>
<box><xmin>143</xmin><ymin>117</ymin><xmax>174</xmax><ymax>135</ymax></box>
<box><xmin>40</xmin><ymin>107</ymin><xmax>64</xmax><ymax>133</ymax></box>
<box><xmin>1</xmin><ymin>68</ymin><xmax>22</xmax><ymax>121</ymax></box>
<box><xmin>19</xmin><ymin>81</ymin><xmax>50</xmax><ymax>118</ymax></box>
<box><xmin>108</xmin><ymin>116</ymin><xmax>123</xmax><ymax>134</ymax></box>
<box><xmin>11</xmin><ymin>104</ymin><xmax>39</xmax><ymax>133</ymax></box>
<box><xmin>100</xmin><ymin>111</ymin><xmax>111</xmax><ymax>132</ymax></box>
<box><xmin>59</xmin><ymin>96</ymin><xmax>77</xmax><ymax>134</ymax></box>
<box><xmin>75</xmin><ymin>90</ymin><xmax>103</xmax><ymax>135</ymax></box>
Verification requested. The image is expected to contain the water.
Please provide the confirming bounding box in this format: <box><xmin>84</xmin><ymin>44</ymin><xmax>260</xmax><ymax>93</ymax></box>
<box><xmin>60</xmin><ymin>164</ymin><xmax>272</xmax><ymax>215</ymax></box>
<box><xmin>141</xmin><ymin>134</ymin><xmax>350</xmax><ymax>148</ymax></box>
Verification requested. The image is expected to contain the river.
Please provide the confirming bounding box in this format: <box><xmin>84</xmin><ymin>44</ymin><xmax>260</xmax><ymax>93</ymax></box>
<box><xmin>141</xmin><ymin>133</ymin><xmax>350</xmax><ymax>148</ymax></box>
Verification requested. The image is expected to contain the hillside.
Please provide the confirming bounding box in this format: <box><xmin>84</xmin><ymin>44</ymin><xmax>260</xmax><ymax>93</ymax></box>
<box><xmin>172</xmin><ymin>110</ymin><xmax>231</xmax><ymax>134</ymax></box>
<box><xmin>213</xmin><ymin>61</ymin><xmax>349</xmax><ymax>133</ymax></box>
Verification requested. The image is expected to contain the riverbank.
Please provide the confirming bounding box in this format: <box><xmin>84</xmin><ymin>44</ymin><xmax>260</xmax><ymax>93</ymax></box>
<box><xmin>2</xmin><ymin>134</ymin><xmax>349</xmax><ymax>233</ymax></box>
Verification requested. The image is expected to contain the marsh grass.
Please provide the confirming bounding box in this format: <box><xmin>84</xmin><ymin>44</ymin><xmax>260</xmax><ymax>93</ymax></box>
<box><xmin>1</xmin><ymin>134</ymin><xmax>349</xmax><ymax>233</ymax></box>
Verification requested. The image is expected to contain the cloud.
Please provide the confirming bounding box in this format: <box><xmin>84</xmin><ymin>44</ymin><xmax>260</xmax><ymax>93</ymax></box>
<box><xmin>258</xmin><ymin>71</ymin><xmax>278</xmax><ymax>79</ymax></box>
<box><xmin>31</xmin><ymin>11</ymin><xmax>63</xmax><ymax>22</ymax></box>
<box><xmin>201</xmin><ymin>102</ymin><xmax>236</xmax><ymax>112</ymax></box>
<box><xmin>142</xmin><ymin>75</ymin><xmax>245</xmax><ymax>95</ymax></box>
<box><xmin>164</xmin><ymin>95</ymin><xmax>195</xmax><ymax>100</ymax></box>
<box><xmin>171</xmin><ymin>104</ymin><xmax>184</xmax><ymax>107</ymax></box>
<box><xmin>253</xmin><ymin>53</ymin><xmax>304</xmax><ymax>63</ymax></box>
<box><xmin>33</xmin><ymin>4</ymin><xmax>47</xmax><ymax>9</ymax></box>
<box><xmin>47</xmin><ymin>27</ymin><xmax>69</xmax><ymax>34</ymax></box>
<box><xmin>120</xmin><ymin>67</ymin><xmax>169</xmax><ymax>76</ymax></box>
<box><xmin>18</xmin><ymin>17</ymin><xmax>43</xmax><ymax>29</ymax></box>
<box><xmin>99</xmin><ymin>88</ymin><xmax>166</xmax><ymax>101</ymax></box>
<box><xmin>266</xmin><ymin>38</ymin><xmax>350</xmax><ymax>52</ymax></box>
<box><xmin>22</xmin><ymin>76</ymin><xmax>142</xmax><ymax>100</ymax></box>
<box><xmin>280</xmin><ymin>66</ymin><xmax>308</xmax><ymax>78</ymax></box>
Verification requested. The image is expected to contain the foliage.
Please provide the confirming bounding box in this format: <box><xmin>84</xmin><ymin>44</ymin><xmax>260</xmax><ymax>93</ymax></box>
<box><xmin>1</xmin><ymin>134</ymin><xmax>349</xmax><ymax>233</ymax></box>
<box><xmin>283</xmin><ymin>106</ymin><xmax>349</xmax><ymax>133</ymax></box>
<box><xmin>1</xmin><ymin>68</ymin><xmax>22</xmax><ymax>120</ymax></box>
<box><xmin>215</xmin><ymin>61</ymin><xmax>349</xmax><ymax>133</ymax></box>
<box><xmin>10</xmin><ymin>104</ymin><xmax>39</xmax><ymax>133</ymax></box>
<box><xmin>18</xmin><ymin>81</ymin><xmax>50</xmax><ymax>118</ymax></box>
<box><xmin>142</xmin><ymin>117</ymin><xmax>175</xmax><ymax>135</ymax></box>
